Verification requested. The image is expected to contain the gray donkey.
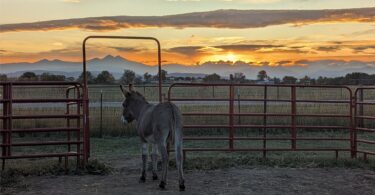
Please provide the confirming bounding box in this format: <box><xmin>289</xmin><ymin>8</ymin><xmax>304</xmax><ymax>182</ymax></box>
<box><xmin>120</xmin><ymin>84</ymin><xmax>185</xmax><ymax>191</ymax></box>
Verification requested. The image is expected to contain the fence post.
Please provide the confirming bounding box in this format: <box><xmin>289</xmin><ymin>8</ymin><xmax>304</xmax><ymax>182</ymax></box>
<box><xmin>351</xmin><ymin>90</ymin><xmax>358</xmax><ymax>158</ymax></box>
<box><xmin>100</xmin><ymin>90</ymin><xmax>103</xmax><ymax>138</ymax></box>
<box><xmin>237</xmin><ymin>88</ymin><xmax>241</xmax><ymax>125</ymax></box>
<box><xmin>358</xmin><ymin>89</ymin><xmax>364</xmax><ymax>128</ymax></box>
<box><xmin>291</xmin><ymin>86</ymin><xmax>297</xmax><ymax>150</ymax></box>
<box><xmin>1</xmin><ymin>83</ymin><xmax>9</xmax><ymax>170</ymax></box>
<box><xmin>263</xmin><ymin>85</ymin><xmax>268</xmax><ymax>158</ymax></box>
<box><xmin>229</xmin><ymin>85</ymin><xmax>234</xmax><ymax>150</ymax></box>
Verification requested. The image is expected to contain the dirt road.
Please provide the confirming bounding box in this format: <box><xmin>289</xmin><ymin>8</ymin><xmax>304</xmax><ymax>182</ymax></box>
<box><xmin>3</xmin><ymin>156</ymin><xmax>375</xmax><ymax>195</ymax></box>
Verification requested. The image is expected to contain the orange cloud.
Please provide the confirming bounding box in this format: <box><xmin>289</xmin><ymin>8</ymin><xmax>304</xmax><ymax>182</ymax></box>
<box><xmin>1</xmin><ymin>7</ymin><xmax>375</xmax><ymax>33</ymax></box>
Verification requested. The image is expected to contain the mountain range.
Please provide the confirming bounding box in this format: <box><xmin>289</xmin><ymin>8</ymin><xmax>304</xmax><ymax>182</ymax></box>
<box><xmin>1</xmin><ymin>55</ymin><xmax>374</xmax><ymax>79</ymax></box>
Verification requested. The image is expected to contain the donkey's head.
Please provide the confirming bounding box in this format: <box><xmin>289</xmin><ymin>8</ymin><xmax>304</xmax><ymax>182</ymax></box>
<box><xmin>120</xmin><ymin>84</ymin><xmax>147</xmax><ymax>124</ymax></box>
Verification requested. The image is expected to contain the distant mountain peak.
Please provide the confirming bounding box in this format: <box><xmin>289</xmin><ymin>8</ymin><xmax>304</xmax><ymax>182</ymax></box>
<box><xmin>102</xmin><ymin>54</ymin><xmax>125</xmax><ymax>61</ymax></box>
<box><xmin>36</xmin><ymin>59</ymin><xmax>50</xmax><ymax>63</ymax></box>
<box><xmin>35</xmin><ymin>58</ymin><xmax>65</xmax><ymax>63</ymax></box>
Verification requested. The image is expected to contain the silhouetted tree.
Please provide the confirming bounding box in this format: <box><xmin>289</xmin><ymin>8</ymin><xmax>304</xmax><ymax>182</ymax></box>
<box><xmin>134</xmin><ymin>76</ymin><xmax>143</xmax><ymax>84</ymax></box>
<box><xmin>233</xmin><ymin>72</ymin><xmax>246</xmax><ymax>83</ymax></box>
<box><xmin>257</xmin><ymin>70</ymin><xmax>268</xmax><ymax>81</ymax></box>
<box><xmin>153</xmin><ymin>70</ymin><xmax>168</xmax><ymax>82</ymax></box>
<box><xmin>282</xmin><ymin>76</ymin><xmax>297</xmax><ymax>84</ymax></box>
<box><xmin>0</xmin><ymin>74</ymin><xmax>7</xmax><ymax>81</ymax></box>
<box><xmin>77</xmin><ymin>71</ymin><xmax>95</xmax><ymax>84</ymax></box>
<box><xmin>203</xmin><ymin>73</ymin><xmax>221</xmax><ymax>83</ymax></box>
<box><xmin>95</xmin><ymin>71</ymin><xmax>115</xmax><ymax>84</ymax></box>
<box><xmin>19</xmin><ymin>72</ymin><xmax>38</xmax><ymax>81</ymax></box>
<box><xmin>120</xmin><ymin>69</ymin><xmax>136</xmax><ymax>84</ymax></box>
<box><xmin>40</xmin><ymin>73</ymin><xmax>65</xmax><ymax>81</ymax></box>
<box><xmin>143</xmin><ymin>72</ymin><xmax>152</xmax><ymax>83</ymax></box>
<box><xmin>299</xmin><ymin>76</ymin><xmax>311</xmax><ymax>85</ymax></box>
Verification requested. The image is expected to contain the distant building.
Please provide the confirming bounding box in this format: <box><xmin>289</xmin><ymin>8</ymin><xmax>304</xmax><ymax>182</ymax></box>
<box><xmin>255</xmin><ymin>79</ymin><xmax>275</xmax><ymax>85</ymax></box>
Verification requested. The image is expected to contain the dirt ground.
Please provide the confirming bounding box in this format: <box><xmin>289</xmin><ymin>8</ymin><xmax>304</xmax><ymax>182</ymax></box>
<box><xmin>2</xmin><ymin>155</ymin><xmax>375</xmax><ymax>195</ymax></box>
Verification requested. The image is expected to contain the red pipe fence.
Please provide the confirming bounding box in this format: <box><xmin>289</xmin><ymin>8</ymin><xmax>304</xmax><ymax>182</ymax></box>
<box><xmin>1</xmin><ymin>82</ymin><xmax>374</xmax><ymax>170</ymax></box>
<box><xmin>0</xmin><ymin>81</ymin><xmax>88</xmax><ymax>170</ymax></box>
<box><xmin>167</xmin><ymin>83</ymin><xmax>374</xmax><ymax>160</ymax></box>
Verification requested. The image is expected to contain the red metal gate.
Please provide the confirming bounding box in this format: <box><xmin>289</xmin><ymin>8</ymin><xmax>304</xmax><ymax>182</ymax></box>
<box><xmin>0</xmin><ymin>81</ymin><xmax>88</xmax><ymax>170</ymax></box>
<box><xmin>1</xmin><ymin>36</ymin><xmax>164</xmax><ymax>170</ymax></box>
<box><xmin>168</xmin><ymin>83</ymin><xmax>357</xmax><ymax>159</ymax></box>
<box><xmin>354</xmin><ymin>87</ymin><xmax>375</xmax><ymax>160</ymax></box>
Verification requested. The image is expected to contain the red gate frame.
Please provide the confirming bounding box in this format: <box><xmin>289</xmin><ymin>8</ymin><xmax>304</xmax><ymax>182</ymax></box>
<box><xmin>0</xmin><ymin>81</ymin><xmax>84</xmax><ymax>170</ymax></box>
<box><xmin>167</xmin><ymin>83</ymin><xmax>363</xmax><ymax>159</ymax></box>
<box><xmin>82</xmin><ymin>36</ymin><xmax>163</xmax><ymax>161</ymax></box>
<box><xmin>354</xmin><ymin>87</ymin><xmax>375</xmax><ymax>160</ymax></box>
<box><xmin>0</xmin><ymin>36</ymin><xmax>164</xmax><ymax>170</ymax></box>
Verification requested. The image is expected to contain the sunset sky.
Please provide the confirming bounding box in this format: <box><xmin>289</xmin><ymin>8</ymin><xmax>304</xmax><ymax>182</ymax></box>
<box><xmin>1</xmin><ymin>0</ymin><xmax>375</xmax><ymax>67</ymax></box>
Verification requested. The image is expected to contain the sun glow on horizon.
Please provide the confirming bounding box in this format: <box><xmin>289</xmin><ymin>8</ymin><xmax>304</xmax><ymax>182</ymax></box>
<box><xmin>202</xmin><ymin>52</ymin><xmax>253</xmax><ymax>64</ymax></box>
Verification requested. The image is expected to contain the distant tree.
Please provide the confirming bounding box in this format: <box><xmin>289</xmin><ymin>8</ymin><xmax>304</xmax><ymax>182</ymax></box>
<box><xmin>0</xmin><ymin>74</ymin><xmax>7</xmax><ymax>81</ymax></box>
<box><xmin>95</xmin><ymin>71</ymin><xmax>115</xmax><ymax>84</ymax></box>
<box><xmin>203</xmin><ymin>73</ymin><xmax>221</xmax><ymax>83</ymax></box>
<box><xmin>134</xmin><ymin>76</ymin><xmax>143</xmax><ymax>84</ymax></box>
<box><xmin>229</xmin><ymin>74</ymin><xmax>234</xmax><ymax>81</ymax></box>
<box><xmin>234</xmin><ymin>72</ymin><xmax>246</xmax><ymax>83</ymax></box>
<box><xmin>77</xmin><ymin>71</ymin><xmax>95</xmax><ymax>84</ymax></box>
<box><xmin>316</xmin><ymin>76</ymin><xmax>327</xmax><ymax>85</ymax></box>
<box><xmin>344</xmin><ymin>72</ymin><xmax>371</xmax><ymax>85</ymax></box>
<box><xmin>18</xmin><ymin>72</ymin><xmax>38</xmax><ymax>81</ymax></box>
<box><xmin>272</xmin><ymin>77</ymin><xmax>281</xmax><ymax>84</ymax></box>
<box><xmin>40</xmin><ymin>73</ymin><xmax>51</xmax><ymax>81</ymax></box>
<box><xmin>143</xmin><ymin>72</ymin><xmax>152</xmax><ymax>83</ymax></box>
<box><xmin>160</xmin><ymin>70</ymin><xmax>168</xmax><ymax>82</ymax></box>
<box><xmin>282</xmin><ymin>76</ymin><xmax>297</xmax><ymax>84</ymax></box>
<box><xmin>40</xmin><ymin>73</ymin><xmax>65</xmax><ymax>81</ymax></box>
<box><xmin>153</xmin><ymin>70</ymin><xmax>168</xmax><ymax>82</ymax></box>
<box><xmin>257</xmin><ymin>70</ymin><xmax>268</xmax><ymax>81</ymax></box>
<box><xmin>299</xmin><ymin>76</ymin><xmax>311</xmax><ymax>85</ymax></box>
<box><xmin>120</xmin><ymin>69</ymin><xmax>136</xmax><ymax>84</ymax></box>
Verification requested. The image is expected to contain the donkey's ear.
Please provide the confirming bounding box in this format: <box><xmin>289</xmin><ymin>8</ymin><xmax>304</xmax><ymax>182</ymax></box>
<box><xmin>120</xmin><ymin>85</ymin><xmax>129</xmax><ymax>97</ymax></box>
<box><xmin>129</xmin><ymin>83</ymin><xmax>135</xmax><ymax>92</ymax></box>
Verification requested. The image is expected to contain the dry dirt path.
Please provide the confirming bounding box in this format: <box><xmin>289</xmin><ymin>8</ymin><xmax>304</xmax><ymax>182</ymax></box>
<box><xmin>3</xmin><ymin>155</ymin><xmax>375</xmax><ymax>195</ymax></box>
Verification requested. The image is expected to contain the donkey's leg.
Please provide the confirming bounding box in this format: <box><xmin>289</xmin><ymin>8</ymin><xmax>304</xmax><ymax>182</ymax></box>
<box><xmin>151</xmin><ymin>144</ymin><xmax>159</xmax><ymax>180</ymax></box>
<box><xmin>158</xmin><ymin>142</ymin><xmax>168</xmax><ymax>189</ymax></box>
<box><xmin>139</xmin><ymin>142</ymin><xmax>148</xmax><ymax>183</ymax></box>
<box><xmin>175</xmin><ymin>134</ymin><xmax>185</xmax><ymax>191</ymax></box>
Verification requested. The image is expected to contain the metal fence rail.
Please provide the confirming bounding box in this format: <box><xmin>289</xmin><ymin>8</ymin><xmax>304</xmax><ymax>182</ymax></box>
<box><xmin>167</xmin><ymin>83</ymin><xmax>364</xmax><ymax>159</ymax></box>
<box><xmin>354</xmin><ymin>87</ymin><xmax>375</xmax><ymax>160</ymax></box>
<box><xmin>0</xmin><ymin>81</ymin><xmax>88</xmax><ymax>170</ymax></box>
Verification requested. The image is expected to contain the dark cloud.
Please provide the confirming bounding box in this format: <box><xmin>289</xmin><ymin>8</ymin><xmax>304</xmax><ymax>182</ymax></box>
<box><xmin>110</xmin><ymin>46</ymin><xmax>142</xmax><ymax>52</ymax></box>
<box><xmin>166</xmin><ymin>46</ymin><xmax>205</xmax><ymax>55</ymax></box>
<box><xmin>257</xmin><ymin>48</ymin><xmax>308</xmax><ymax>54</ymax></box>
<box><xmin>315</xmin><ymin>46</ymin><xmax>341</xmax><ymax>52</ymax></box>
<box><xmin>167</xmin><ymin>44</ymin><xmax>307</xmax><ymax>55</ymax></box>
<box><xmin>352</xmin><ymin>45</ymin><xmax>375</xmax><ymax>53</ymax></box>
<box><xmin>1</xmin><ymin>7</ymin><xmax>374</xmax><ymax>33</ymax></box>
<box><xmin>214</xmin><ymin>44</ymin><xmax>283</xmax><ymax>51</ymax></box>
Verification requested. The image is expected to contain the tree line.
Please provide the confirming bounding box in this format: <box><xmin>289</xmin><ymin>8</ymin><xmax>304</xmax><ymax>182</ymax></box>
<box><xmin>201</xmin><ymin>71</ymin><xmax>375</xmax><ymax>85</ymax></box>
<box><xmin>1</xmin><ymin>70</ymin><xmax>375</xmax><ymax>85</ymax></box>
<box><xmin>0</xmin><ymin>69</ymin><xmax>167</xmax><ymax>84</ymax></box>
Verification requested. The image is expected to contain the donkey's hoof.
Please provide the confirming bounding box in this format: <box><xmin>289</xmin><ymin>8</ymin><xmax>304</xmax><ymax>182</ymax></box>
<box><xmin>159</xmin><ymin>181</ymin><xmax>166</xmax><ymax>189</ymax></box>
<box><xmin>152</xmin><ymin>174</ymin><xmax>158</xmax><ymax>180</ymax></box>
<box><xmin>139</xmin><ymin>175</ymin><xmax>146</xmax><ymax>183</ymax></box>
<box><xmin>179</xmin><ymin>184</ymin><xmax>186</xmax><ymax>191</ymax></box>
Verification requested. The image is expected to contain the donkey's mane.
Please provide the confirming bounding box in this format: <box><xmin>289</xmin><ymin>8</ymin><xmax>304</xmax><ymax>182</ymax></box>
<box><xmin>131</xmin><ymin>91</ymin><xmax>147</xmax><ymax>102</ymax></box>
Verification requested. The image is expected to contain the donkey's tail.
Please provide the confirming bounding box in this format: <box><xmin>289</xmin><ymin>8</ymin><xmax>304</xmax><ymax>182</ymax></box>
<box><xmin>168</xmin><ymin>102</ymin><xmax>183</xmax><ymax>146</ymax></box>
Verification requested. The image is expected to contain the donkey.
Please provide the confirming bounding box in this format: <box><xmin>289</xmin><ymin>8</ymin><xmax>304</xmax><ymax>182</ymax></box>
<box><xmin>120</xmin><ymin>84</ymin><xmax>185</xmax><ymax>191</ymax></box>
